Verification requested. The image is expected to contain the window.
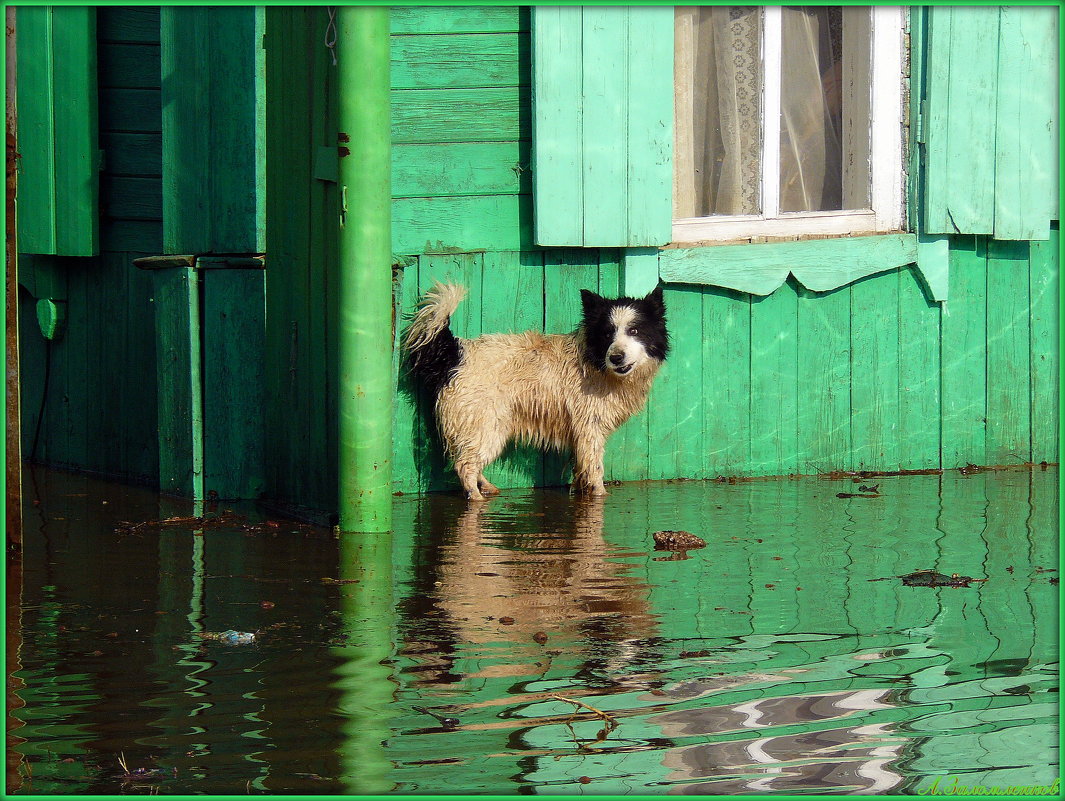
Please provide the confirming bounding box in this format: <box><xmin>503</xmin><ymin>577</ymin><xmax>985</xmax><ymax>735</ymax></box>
<box><xmin>673</xmin><ymin>6</ymin><xmax>905</xmax><ymax>243</ymax></box>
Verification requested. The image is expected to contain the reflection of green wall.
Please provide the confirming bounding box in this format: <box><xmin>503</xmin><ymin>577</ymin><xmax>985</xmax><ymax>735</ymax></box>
<box><xmin>385</xmin><ymin>470</ymin><xmax>1056</xmax><ymax>793</ymax></box>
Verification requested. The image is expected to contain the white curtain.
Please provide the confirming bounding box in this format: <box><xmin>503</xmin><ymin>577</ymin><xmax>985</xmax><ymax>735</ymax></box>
<box><xmin>674</xmin><ymin>6</ymin><xmax>761</xmax><ymax>218</ymax></box>
<box><xmin>779</xmin><ymin>6</ymin><xmax>846</xmax><ymax>213</ymax></box>
<box><xmin>675</xmin><ymin>6</ymin><xmax>867</xmax><ymax>218</ymax></box>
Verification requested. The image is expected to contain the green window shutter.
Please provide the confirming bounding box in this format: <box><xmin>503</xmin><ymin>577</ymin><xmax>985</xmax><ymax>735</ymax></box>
<box><xmin>922</xmin><ymin>6</ymin><xmax>1057</xmax><ymax>241</ymax></box>
<box><xmin>532</xmin><ymin>6</ymin><xmax>673</xmax><ymax>248</ymax></box>
<box><xmin>16</xmin><ymin>6</ymin><xmax>99</xmax><ymax>256</ymax></box>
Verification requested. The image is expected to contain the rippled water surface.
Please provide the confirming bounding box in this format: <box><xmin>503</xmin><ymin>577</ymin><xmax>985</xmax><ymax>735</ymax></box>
<box><xmin>7</xmin><ymin>467</ymin><xmax>1059</xmax><ymax>794</ymax></box>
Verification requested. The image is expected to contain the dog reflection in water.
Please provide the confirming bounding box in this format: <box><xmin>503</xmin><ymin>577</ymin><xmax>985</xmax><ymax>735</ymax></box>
<box><xmin>401</xmin><ymin>497</ymin><xmax>657</xmax><ymax>683</ymax></box>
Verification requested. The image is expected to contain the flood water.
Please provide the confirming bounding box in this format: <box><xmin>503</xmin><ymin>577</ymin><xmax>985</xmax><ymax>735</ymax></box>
<box><xmin>7</xmin><ymin>466</ymin><xmax>1059</xmax><ymax>795</ymax></box>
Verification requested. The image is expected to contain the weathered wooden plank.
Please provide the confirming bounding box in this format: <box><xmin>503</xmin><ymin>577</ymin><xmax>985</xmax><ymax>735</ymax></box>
<box><xmin>202</xmin><ymin>269</ymin><xmax>266</xmax><ymax>499</ymax></box>
<box><xmin>151</xmin><ymin>267</ymin><xmax>203</xmax><ymax>497</ymax></box>
<box><xmin>623</xmin><ymin>6</ymin><xmax>674</xmax><ymax>247</ymax></box>
<box><xmin>89</xmin><ymin>254</ymin><xmax>124</xmax><ymax>475</ymax></box>
<box><xmin>162</xmin><ymin>6</ymin><xmax>259</xmax><ymax>254</ymax></box>
<box><xmin>124</xmin><ymin>262</ymin><xmax>160</xmax><ymax>481</ymax></box>
<box><xmin>898</xmin><ymin>266</ymin><xmax>942</xmax><ymax>470</ymax></box>
<box><xmin>101</xmin><ymin>176</ymin><xmax>162</xmax><ymax>220</ymax></box>
<box><xmin>850</xmin><ymin>270</ymin><xmax>901</xmax><ymax>472</ymax></box>
<box><xmin>940</xmin><ymin>237</ymin><xmax>987</xmax><ymax>468</ymax></box>
<box><xmin>392</xmin><ymin>194</ymin><xmax>531</xmax><ymax>255</ymax></box>
<box><xmin>985</xmin><ymin>240</ymin><xmax>1032</xmax><ymax>465</ymax></box>
<box><xmin>98</xmin><ymin>89</ymin><xmax>162</xmax><ymax>133</ymax></box>
<box><xmin>701</xmin><ymin>285</ymin><xmax>751</xmax><ymax>477</ymax></box>
<box><xmin>795</xmin><ymin>284</ymin><xmax>851</xmax><ymax>474</ymax></box>
<box><xmin>749</xmin><ymin>283</ymin><xmax>799</xmax><ymax>476</ymax></box>
<box><xmin>530</xmin><ymin>5</ymin><xmax>584</xmax><ymax>246</ymax></box>
<box><xmin>96</xmin><ymin>41</ymin><xmax>161</xmax><ymax>89</ymax></box>
<box><xmin>390</xmin><ymin>6</ymin><xmax>526</xmax><ymax>36</ymax></box>
<box><xmin>391</xmin><ymin>32</ymin><xmax>526</xmax><ymax>90</ymax></box>
<box><xmin>262</xmin><ymin>7</ymin><xmax>319</xmax><ymax>508</ymax></box>
<box><xmin>647</xmin><ymin>285</ymin><xmax>702</xmax><ymax>480</ymax></box>
<box><xmin>1028</xmin><ymin>228</ymin><xmax>1059</xmax><ymax>463</ymax></box>
<box><xmin>481</xmin><ymin>251</ymin><xmax>546</xmax><ymax>490</ymax></box>
<box><xmin>99</xmin><ymin>132</ymin><xmax>162</xmax><ymax>177</ymax></box>
<box><xmin>391</xmin><ymin>87</ymin><xmax>528</xmax><ymax>144</ymax></box>
<box><xmin>392</xmin><ymin>141</ymin><xmax>529</xmax><ymax>198</ymax></box>
<box><xmin>307</xmin><ymin>7</ymin><xmax>339</xmax><ymax>513</ymax></box>
<box><xmin>925</xmin><ymin>6</ymin><xmax>1000</xmax><ymax>234</ymax></box>
<box><xmin>580</xmin><ymin>7</ymin><xmax>629</xmax><ymax>246</ymax></box>
<box><xmin>97</xmin><ymin>6</ymin><xmax>160</xmax><ymax>43</ymax></box>
<box><xmin>100</xmin><ymin>220</ymin><xmax>163</xmax><ymax>253</ymax></box>
<box><xmin>993</xmin><ymin>6</ymin><xmax>1057</xmax><ymax>241</ymax></box>
<box><xmin>50</xmin><ymin>6</ymin><xmax>99</xmax><ymax>256</ymax></box>
<box><xmin>15</xmin><ymin>6</ymin><xmax>57</xmax><ymax>254</ymax></box>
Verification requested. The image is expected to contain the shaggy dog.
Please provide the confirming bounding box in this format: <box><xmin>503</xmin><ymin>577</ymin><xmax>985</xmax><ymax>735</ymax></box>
<box><xmin>404</xmin><ymin>283</ymin><xmax>669</xmax><ymax>500</ymax></box>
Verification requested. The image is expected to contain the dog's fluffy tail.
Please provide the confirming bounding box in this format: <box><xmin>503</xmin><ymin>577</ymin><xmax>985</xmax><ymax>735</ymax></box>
<box><xmin>403</xmin><ymin>283</ymin><xmax>466</xmax><ymax>400</ymax></box>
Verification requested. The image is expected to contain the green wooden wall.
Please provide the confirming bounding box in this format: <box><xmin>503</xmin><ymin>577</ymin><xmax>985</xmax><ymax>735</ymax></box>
<box><xmin>17</xmin><ymin>7</ymin><xmax>1058</xmax><ymax>511</ymax></box>
<box><xmin>386</xmin><ymin>6</ymin><xmax>1059</xmax><ymax>496</ymax></box>
<box><xmin>390</xmin><ymin>232</ymin><xmax>1059</xmax><ymax>494</ymax></box>
<box><xmin>260</xmin><ymin>7</ymin><xmax>342</xmax><ymax>513</ymax></box>
<box><xmin>19</xmin><ymin>7</ymin><xmax>162</xmax><ymax>484</ymax></box>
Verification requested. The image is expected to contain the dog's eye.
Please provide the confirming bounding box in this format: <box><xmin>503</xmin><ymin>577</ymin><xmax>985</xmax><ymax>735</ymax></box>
<box><xmin>626</xmin><ymin>326</ymin><xmax>639</xmax><ymax>336</ymax></box>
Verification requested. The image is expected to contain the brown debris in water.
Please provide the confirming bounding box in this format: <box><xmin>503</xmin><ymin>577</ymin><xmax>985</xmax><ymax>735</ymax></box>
<box><xmin>870</xmin><ymin>570</ymin><xmax>987</xmax><ymax>588</ymax></box>
<box><xmin>116</xmin><ymin>511</ymin><xmax>317</xmax><ymax>536</ymax></box>
<box><xmin>652</xmin><ymin>530</ymin><xmax>707</xmax><ymax>551</ymax></box>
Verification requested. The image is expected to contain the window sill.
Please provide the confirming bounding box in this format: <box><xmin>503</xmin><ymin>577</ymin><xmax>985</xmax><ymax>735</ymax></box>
<box><xmin>628</xmin><ymin>232</ymin><xmax>949</xmax><ymax>302</ymax></box>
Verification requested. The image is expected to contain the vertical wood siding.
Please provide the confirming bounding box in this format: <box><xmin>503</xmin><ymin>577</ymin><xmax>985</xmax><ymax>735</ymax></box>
<box><xmin>19</xmin><ymin>8</ymin><xmax>161</xmax><ymax>484</ymax></box>
<box><xmin>261</xmin><ymin>7</ymin><xmax>340</xmax><ymax>512</ymax></box>
<box><xmin>392</xmin><ymin>229</ymin><xmax>1059</xmax><ymax>493</ymax></box>
<box><xmin>388</xmin><ymin>6</ymin><xmax>1058</xmax><ymax>496</ymax></box>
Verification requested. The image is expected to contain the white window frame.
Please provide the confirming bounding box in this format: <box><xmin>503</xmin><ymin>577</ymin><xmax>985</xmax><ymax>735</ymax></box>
<box><xmin>672</xmin><ymin>5</ymin><xmax>906</xmax><ymax>245</ymax></box>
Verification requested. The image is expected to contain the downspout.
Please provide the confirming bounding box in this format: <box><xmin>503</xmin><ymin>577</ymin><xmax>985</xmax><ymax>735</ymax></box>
<box><xmin>336</xmin><ymin>7</ymin><xmax>393</xmax><ymax>532</ymax></box>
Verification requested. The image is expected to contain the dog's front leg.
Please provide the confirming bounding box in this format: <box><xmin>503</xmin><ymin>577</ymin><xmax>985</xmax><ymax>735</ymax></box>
<box><xmin>573</xmin><ymin>438</ymin><xmax>607</xmax><ymax>496</ymax></box>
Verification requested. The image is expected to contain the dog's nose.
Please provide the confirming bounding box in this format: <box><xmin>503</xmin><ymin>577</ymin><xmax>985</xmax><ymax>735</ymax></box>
<box><xmin>609</xmin><ymin>353</ymin><xmax>625</xmax><ymax>365</ymax></box>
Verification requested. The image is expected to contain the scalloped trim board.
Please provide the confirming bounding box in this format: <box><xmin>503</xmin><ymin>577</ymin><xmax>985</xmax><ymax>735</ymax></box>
<box><xmin>624</xmin><ymin>233</ymin><xmax>950</xmax><ymax>303</ymax></box>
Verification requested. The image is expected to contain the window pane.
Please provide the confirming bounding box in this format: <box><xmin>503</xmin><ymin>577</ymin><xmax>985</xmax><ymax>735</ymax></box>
<box><xmin>779</xmin><ymin>6</ymin><xmax>872</xmax><ymax>212</ymax></box>
<box><xmin>674</xmin><ymin>6</ymin><xmax>762</xmax><ymax>218</ymax></box>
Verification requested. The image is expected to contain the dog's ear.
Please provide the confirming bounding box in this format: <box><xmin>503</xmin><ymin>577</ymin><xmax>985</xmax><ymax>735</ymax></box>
<box><xmin>643</xmin><ymin>285</ymin><xmax>666</xmax><ymax>314</ymax></box>
<box><xmin>580</xmin><ymin>288</ymin><xmax>607</xmax><ymax>317</ymax></box>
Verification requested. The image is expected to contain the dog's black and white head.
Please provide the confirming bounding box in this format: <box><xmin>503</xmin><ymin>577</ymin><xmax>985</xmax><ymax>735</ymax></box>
<box><xmin>580</xmin><ymin>286</ymin><xmax>669</xmax><ymax>377</ymax></box>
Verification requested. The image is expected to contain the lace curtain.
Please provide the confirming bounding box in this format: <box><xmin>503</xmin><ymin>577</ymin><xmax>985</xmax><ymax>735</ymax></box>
<box><xmin>675</xmin><ymin>6</ymin><xmax>867</xmax><ymax>219</ymax></box>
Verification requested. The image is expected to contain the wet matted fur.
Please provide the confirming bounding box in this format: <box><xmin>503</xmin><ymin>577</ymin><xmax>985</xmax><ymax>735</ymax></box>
<box><xmin>404</xmin><ymin>283</ymin><xmax>669</xmax><ymax>500</ymax></box>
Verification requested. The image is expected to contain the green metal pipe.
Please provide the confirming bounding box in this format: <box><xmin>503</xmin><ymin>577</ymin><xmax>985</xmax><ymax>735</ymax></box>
<box><xmin>336</xmin><ymin>6</ymin><xmax>393</xmax><ymax>532</ymax></box>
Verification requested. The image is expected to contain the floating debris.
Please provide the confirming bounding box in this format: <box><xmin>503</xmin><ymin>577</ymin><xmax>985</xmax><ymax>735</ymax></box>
<box><xmin>195</xmin><ymin>630</ymin><xmax>257</xmax><ymax>645</ymax></box>
<box><xmin>412</xmin><ymin>705</ymin><xmax>460</xmax><ymax>730</ymax></box>
<box><xmin>116</xmin><ymin>511</ymin><xmax>319</xmax><ymax>537</ymax></box>
<box><xmin>836</xmin><ymin>492</ymin><xmax>880</xmax><ymax>499</ymax></box>
<box><xmin>652</xmin><ymin>530</ymin><xmax>707</xmax><ymax>551</ymax></box>
<box><xmin>870</xmin><ymin>570</ymin><xmax>987</xmax><ymax>588</ymax></box>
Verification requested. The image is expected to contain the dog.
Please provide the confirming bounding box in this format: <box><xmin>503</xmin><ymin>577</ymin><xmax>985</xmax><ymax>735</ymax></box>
<box><xmin>404</xmin><ymin>282</ymin><xmax>669</xmax><ymax>500</ymax></box>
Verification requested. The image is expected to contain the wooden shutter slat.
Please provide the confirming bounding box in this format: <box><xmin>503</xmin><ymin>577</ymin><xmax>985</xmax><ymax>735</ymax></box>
<box><xmin>532</xmin><ymin>6</ymin><xmax>672</xmax><ymax>248</ymax></box>
<box><xmin>16</xmin><ymin>6</ymin><xmax>99</xmax><ymax>256</ymax></box>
